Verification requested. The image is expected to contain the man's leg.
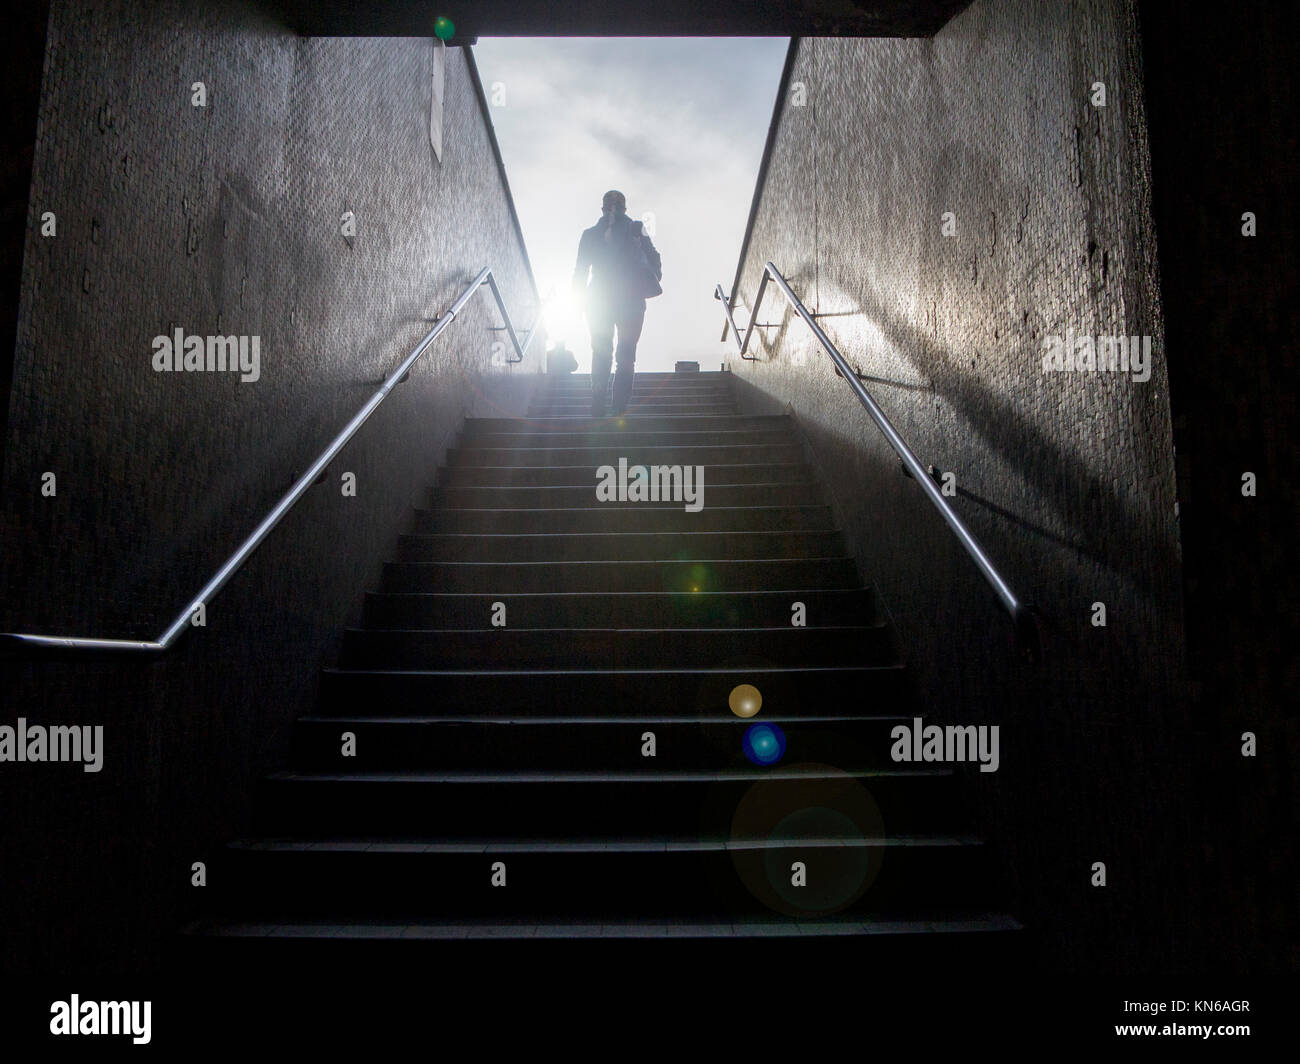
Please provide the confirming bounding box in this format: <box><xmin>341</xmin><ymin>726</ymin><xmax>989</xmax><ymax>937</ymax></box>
<box><xmin>610</xmin><ymin>302</ymin><xmax>646</xmax><ymax>415</ymax></box>
<box><xmin>588</xmin><ymin>309</ymin><xmax>615</xmax><ymax>417</ymax></box>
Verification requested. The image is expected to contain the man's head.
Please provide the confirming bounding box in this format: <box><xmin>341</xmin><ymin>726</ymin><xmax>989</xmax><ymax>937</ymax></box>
<box><xmin>601</xmin><ymin>190</ymin><xmax>627</xmax><ymax>219</ymax></box>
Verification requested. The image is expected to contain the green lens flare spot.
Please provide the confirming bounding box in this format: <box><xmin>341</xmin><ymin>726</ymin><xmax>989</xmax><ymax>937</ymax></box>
<box><xmin>434</xmin><ymin>16</ymin><xmax>455</xmax><ymax>40</ymax></box>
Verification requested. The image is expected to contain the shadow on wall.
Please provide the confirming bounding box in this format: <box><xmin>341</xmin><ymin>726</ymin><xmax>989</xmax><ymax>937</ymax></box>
<box><xmin>740</xmin><ymin>256</ymin><xmax>1173</xmax><ymax>608</ymax></box>
<box><xmin>840</xmin><ymin>275</ymin><xmax>1176</xmax><ymax>605</ymax></box>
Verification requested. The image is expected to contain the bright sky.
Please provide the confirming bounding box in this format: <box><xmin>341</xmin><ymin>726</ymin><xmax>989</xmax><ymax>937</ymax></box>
<box><xmin>473</xmin><ymin>37</ymin><xmax>789</xmax><ymax>372</ymax></box>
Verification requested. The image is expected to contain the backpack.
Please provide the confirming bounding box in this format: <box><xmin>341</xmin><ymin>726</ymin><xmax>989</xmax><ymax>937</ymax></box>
<box><xmin>626</xmin><ymin>220</ymin><xmax>662</xmax><ymax>299</ymax></box>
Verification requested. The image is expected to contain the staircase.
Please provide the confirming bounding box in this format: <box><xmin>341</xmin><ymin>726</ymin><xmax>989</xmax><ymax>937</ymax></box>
<box><xmin>181</xmin><ymin>370</ymin><xmax>1020</xmax><ymax>960</ymax></box>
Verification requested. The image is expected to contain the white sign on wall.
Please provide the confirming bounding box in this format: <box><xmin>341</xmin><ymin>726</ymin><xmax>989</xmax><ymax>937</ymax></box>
<box><xmin>430</xmin><ymin>37</ymin><xmax>446</xmax><ymax>162</ymax></box>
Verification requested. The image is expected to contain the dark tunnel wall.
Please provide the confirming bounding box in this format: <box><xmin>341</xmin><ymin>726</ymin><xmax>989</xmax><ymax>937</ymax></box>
<box><xmin>1136</xmin><ymin>0</ymin><xmax>1300</xmax><ymax>972</ymax></box>
<box><xmin>0</xmin><ymin>0</ymin><xmax>539</xmax><ymax>977</ymax></box>
<box><xmin>726</xmin><ymin>2</ymin><xmax>1197</xmax><ymax>970</ymax></box>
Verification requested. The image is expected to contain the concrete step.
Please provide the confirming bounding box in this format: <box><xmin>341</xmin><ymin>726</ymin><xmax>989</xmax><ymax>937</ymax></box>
<box><xmin>209</xmin><ymin>834</ymin><xmax>998</xmax><ymax>918</ymax></box>
<box><xmin>461</xmin><ymin>414</ymin><xmax>788</xmax><ymax>434</ymax></box>
<box><xmin>316</xmin><ymin>663</ymin><xmax>909</xmax><ymax>717</ymax></box>
<box><xmin>456</xmin><ymin>429</ymin><xmax>794</xmax><ymax>448</ymax></box>
<box><xmin>254</xmin><ymin>765</ymin><xmax>957</xmax><ymax>838</ymax></box>
<box><xmin>378</xmin><ymin>557</ymin><xmax>861</xmax><ymax>593</ymax></box>
<box><xmin>437</xmin><ymin>463</ymin><xmax>815</xmax><ymax>488</ymax></box>
<box><xmin>361</xmin><ymin>587</ymin><xmax>878</xmax><ymax>628</ymax></box>
<box><xmin>445</xmin><ymin>443</ymin><xmax>802</xmax><ymax>466</ymax></box>
<box><xmin>533</xmin><ymin>382</ymin><xmax>732</xmax><ymax>395</ymax></box>
<box><xmin>536</xmin><ymin>382</ymin><xmax>733</xmax><ymax>393</ymax></box>
<box><xmin>526</xmin><ymin>405</ymin><xmax>738</xmax><ymax>414</ymax></box>
<box><xmin>535</xmin><ymin>371</ymin><xmax>730</xmax><ymax>385</ymax></box>
<box><xmin>392</xmin><ymin>529</ymin><xmax>843</xmax><ymax>563</ymax></box>
<box><xmin>428</xmin><ymin>483</ymin><xmax>823</xmax><ymax>509</ymax></box>
<box><xmin>412</xmin><ymin>504</ymin><xmax>838</xmax><ymax>534</ymax></box>
<box><xmin>337</xmin><ymin>624</ymin><xmax>892</xmax><ymax>669</ymax></box>
<box><xmin>528</xmin><ymin>404</ymin><xmax>739</xmax><ymax>416</ymax></box>
<box><xmin>529</xmin><ymin>393</ymin><xmax>736</xmax><ymax>409</ymax></box>
<box><xmin>290</xmin><ymin>713</ymin><xmax>909</xmax><ymax>770</ymax></box>
<box><xmin>180</xmin><ymin>911</ymin><xmax>1023</xmax><ymax>943</ymax></box>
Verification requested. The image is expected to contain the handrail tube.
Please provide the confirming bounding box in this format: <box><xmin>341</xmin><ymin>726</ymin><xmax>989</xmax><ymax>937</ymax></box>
<box><xmin>484</xmin><ymin>271</ymin><xmax>538</xmax><ymax>363</ymax></box>
<box><xmin>713</xmin><ymin>277</ymin><xmax>768</xmax><ymax>360</ymax></box>
<box><xmin>717</xmin><ymin>260</ymin><xmax>1029</xmax><ymax>629</ymax></box>
<box><xmin>6</xmin><ymin>267</ymin><xmax>538</xmax><ymax>652</ymax></box>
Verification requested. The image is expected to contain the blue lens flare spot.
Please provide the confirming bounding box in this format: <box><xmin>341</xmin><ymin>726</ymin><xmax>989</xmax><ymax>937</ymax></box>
<box><xmin>743</xmin><ymin>722</ymin><xmax>786</xmax><ymax>766</ymax></box>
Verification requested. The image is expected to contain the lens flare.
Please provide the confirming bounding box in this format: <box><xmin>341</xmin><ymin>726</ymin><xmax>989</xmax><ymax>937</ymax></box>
<box><xmin>743</xmin><ymin>722</ymin><xmax>786</xmax><ymax>765</ymax></box>
<box><xmin>542</xmin><ymin>284</ymin><xmax>585</xmax><ymax>348</ymax></box>
<box><xmin>721</xmin><ymin>764</ymin><xmax>887</xmax><ymax>917</ymax></box>
<box><xmin>728</xmin><ymin>683</ymin><xmax>762</xmax><ymax>718</ymax></box>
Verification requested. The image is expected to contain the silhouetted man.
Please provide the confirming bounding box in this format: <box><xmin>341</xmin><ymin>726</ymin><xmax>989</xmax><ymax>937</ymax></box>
<box><xmin>572</xmin><ymin>190</ymin><xmax>662</xmax><ymax>417</ymax></box>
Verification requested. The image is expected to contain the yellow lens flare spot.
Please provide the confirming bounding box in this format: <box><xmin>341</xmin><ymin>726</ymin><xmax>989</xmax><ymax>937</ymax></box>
<box><xmin>729</xmin><ymin>683</ymin><xmax>762</xmax><ymax>718</ymax></box>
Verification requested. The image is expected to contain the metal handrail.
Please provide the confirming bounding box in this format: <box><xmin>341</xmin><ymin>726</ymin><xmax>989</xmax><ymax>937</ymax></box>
<box><xmin>715</xmin><ymin>261</ymin><xmax>1038</xmax><ymax>653</ymax></box>
<box><xmin>5</xmin><ymin>266</ymin><xmax>540</xmax><ymax>652</ymax></box>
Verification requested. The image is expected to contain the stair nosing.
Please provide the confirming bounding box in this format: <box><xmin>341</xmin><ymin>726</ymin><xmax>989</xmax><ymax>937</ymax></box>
<box><xmin>412</xmin><ymin>504</ymin><xmax>833</xmax><ymax>515</ymax></box>
<box><xmin>321</xmin><ymin>663</ymin><xmax>905</xmax><ymax>676</ymax></box>
<box><xmin>365</xmin><ymin>589</ymin><xmax>869</xmax><ymax>598</ymax></box>
<box><xmin>383</xmin><ymin>557</ymin><xmax>861</xmax><ymax>567</ymax></box>
<box><xmin>343</xmin><ymin>624</ymin><xmax>887</xmax><ymax>635</ymax></box>
<box><xmin>227</xmin><ymin>834</ymin><xmax>984</xmax><ymax>853</ymax></box>
<box><xmin>436</xmin><ymin>478</ymin><xmax>816</xmax><ymax>486</ymax></box>
<box><xmin>297</xmin><ymin>713</ymin><xmax>909</xmax><ymax>724</ymax></box>
<box><xmin>267</xmin><ymin>767</ymin><xmax>952</xmax><ymax>783</ymax></box>
<box><xmin>179</xmin><ymin>913</ymin><xmax>1024</xmax><ymax>939</ymax></box>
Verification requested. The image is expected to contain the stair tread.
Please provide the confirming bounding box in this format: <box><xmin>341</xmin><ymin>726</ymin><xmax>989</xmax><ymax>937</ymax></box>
<box><xmin>465</xmin><ymin>427</ymin><xmax>790</xmax><ymax>434</ymax></box>
<box><xmin>228</xmin><ymin>835</ymin><xmax>983</xmax><ymax>853</ymax></box>
<box><xmin>322</xmin><ymin>663</ymin><xmax>904</xmax><ymax>676</ymax></box>
<box><xmin>436</xmin><ymin>478</ymin><xmax>811</xmax><ymax>486</ymax></box>
<box><xmin>448</xmin><ymin>457</ymin><xmax>804</xmax><ymax>462</ymax></box>
<box><xmin>434</xmin><ymin>482</ymin><xmax>812</xmax><ymax>489</ymax></box>
<box><xmin>344</xmin><ymin>624</ymin><xmax>885</xmax><ymax>634</ymax></box>
<box><xmin>413</xmin><ymin>505</ymin><xmax>833</xmax><ymax>514</ymax></box>
<box><xmin>441</xmin><ymin>463</ymin><xmax>809</xmax><ymax>469</ymax></box>
<box><xmin>298</xmin><ymin>714</ymin><xmax>908</xmax><ymax>724</ymax></box>
<box><xmin>181</xmin><ymin>913</ymin><xmax>1022</xmax><ymax>939</ymax></box>
<box><xmin>399</xmin><ymin>530</ymin><xmax>824</xmax><ymax>540</ymax></box>
<box><xmin>454</xmin><ymin>445</ymin><xmax>789</xmax><ymax>452</ymax></box>
<box><xmin>383</xmin><ymin>557</ymin><xmax>862</xmax><ymax>565</ymax></box>
<box><xmin>366</xmin><ymin>588</ymin><xmax>868</xmax><ymax>597</ymax></box>
<box><xmin>465</xmin><ymin>416</ymin><xmax>789</xmax><ymax>422</ymax></box>
<box><xmin>268</xmin><ymin>767</ymin><xmax>949</xmax><ymax>782</ymax></box>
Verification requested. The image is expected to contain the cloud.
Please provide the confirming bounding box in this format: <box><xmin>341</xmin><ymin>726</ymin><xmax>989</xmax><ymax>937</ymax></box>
<box><xmin>475</xmin><ymin>37</ymin><xmax>789</xmax><ymax>371</ymax></box>
<box><xmin>586</xmin><ymin>118</ymin><xmax>671</xmax><ymax>178</ymax></box>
